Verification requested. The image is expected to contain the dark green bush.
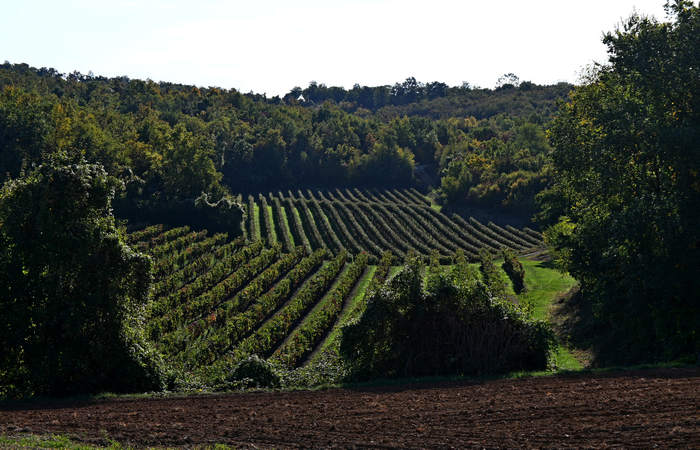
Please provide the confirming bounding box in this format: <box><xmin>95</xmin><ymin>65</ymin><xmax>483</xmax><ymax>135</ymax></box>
<box><xmin>340</xmin><ymin>257</ymin><xmax>555</xmax><ymax>380</ymax></box>
<box><xmin>0</xmin><ymin>161</ymin><xmax>164</xmax><ymax>399</ymax></box>
<box><xmin>226</xmin><ymin>355</ymin><xmax>280</xmax><ymax>389</ymax></box>
<box><xmin>478</xmin><ymin>248</ymin><xmax>506</xmax><ymax>296</ymax></box>
<box><xmin>501</xmin><ymin>248</ymin><xmax>526</xmax><ymax>293</ymax></box>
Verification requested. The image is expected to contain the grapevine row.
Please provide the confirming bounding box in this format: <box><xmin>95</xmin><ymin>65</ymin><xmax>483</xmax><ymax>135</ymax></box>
<box><xmin>271</xmin><ymin>252</ymin><xmax>369</xmax><ymax>368</ymax></box>
<box><xmin>247</xmin><ymin>195</ymin><xmax>259</xmax><ymax>242</ymax></box>
<box><xmin>487</xmin><ymin>221</ymin><xmax>534</xmax><ymax>249</ymax></box>
<box><xmin>317</xmin><ymin>193</ymin><xmax>373</xmax><ymax>258</ymax></box>
<box><xmin>469</xmin><ymin>217</ymin><xmax>526</xmax><ymax>251</ymax></box>
<box><xmin>128</xmin><ymin>224</ymin><xmax>164</xmax><ymax>244</ymax></box>
<box><xmin>283</xmin><ymin>193</ymin><xmax>312</xmax><ymax>254</ymax></box>
<box><xmin>228</xmin><ymin>251</ymin><xmax>348</xmax><ymax>362</ymax></box>
<box><xmin>305</xmin><ymin>191</ymin><xmax>345</xmax><ymax>254</ymax></box>
<box><xmin>505</xmin><ymin>225</ymin><xmax>542</xmax><ymax>247</ymax></box>
<box><xmin>167</xmin><ymin>246</ymin><xmax>306</xmax><ymax>359</ymax></box>
<box><xmin>292</xmin><ymin>191</ymin><xmax>326</xmax><ymax>251</ymax></box>
<box><xmin>259</xmin><ymin>194</ymin><xmax>276</xmax><ymax>245</ymax></box>
<box><xmin>152</xmin><ymin>233</ymin><xmax>227</xmax><ymax>279</ymax></box>
<box><xmin>146</xmin><ymin>241</ymin><xmax>265</xmax><ymax>335</ymax></box>
<box><xmin>270</xmin><ymin>193</ymin><xmax>295</xmax><ymax>252</ymax></box>
<box><xmin>135</xmin><ymin>226</ymin><xmax>190</xmax><ymax>250</ymax></box>
<box><xmin>329</xmin><ymin>193</ymin><xmax>389</xmax><ymax>258</ymax></box>
<box><xmin>151</xmin><ymin>236</ymin><xmax>243</xmax><ymax>298</ymax></box>
<box><xmin>184</xmin><ymin>248</ymin><xmax>327</xmax><ymax>366</ymax></box>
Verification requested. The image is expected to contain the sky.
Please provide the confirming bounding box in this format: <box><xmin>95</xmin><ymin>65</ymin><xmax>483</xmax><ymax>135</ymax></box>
<box><xmin>1</xmin><ymin>0</ymin><xmax>670</xmax><ymax>96</ymax></box>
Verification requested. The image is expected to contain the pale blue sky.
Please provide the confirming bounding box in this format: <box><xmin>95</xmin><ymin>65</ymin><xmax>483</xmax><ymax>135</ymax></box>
<box><xmin>1</xmin><ymin>0</ymin><xmax>669</xmax><ymax>96</ymax></box>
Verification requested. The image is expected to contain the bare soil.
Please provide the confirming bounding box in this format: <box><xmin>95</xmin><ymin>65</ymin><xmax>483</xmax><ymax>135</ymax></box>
<box><xmin>1</xmin><ymin>368</ymin><xmax>698</xmax><ymax>448</ymax></box>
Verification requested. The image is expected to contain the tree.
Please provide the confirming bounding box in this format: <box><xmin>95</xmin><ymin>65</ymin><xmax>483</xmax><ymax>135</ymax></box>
<box><xmin>351</xmin><ymin>140</ymin><xmax>415</xmax><ymax>186</ymax></box>
<box><xmin>0</xmin><ymin>160</ymin><xmax>164</xmax><ymax>398</ymax></box>
<box><xmin>544</xmin><ymin>1</ymin><xmax>699</xmax><ymax>363</ymax></box>
<box><xmin>161</xmin><ymin>123</ymin><xmax>224</xmax><ymax>200</ymax></box>
<box><xmin>496</xmin><ymin>73</ymin><xmax>520</xmax><ymax>89</ymax></box>
<box><xmin>0</xmin><ymin>87</ymin><xmax>53</xmax><ymax>180</ymax></box>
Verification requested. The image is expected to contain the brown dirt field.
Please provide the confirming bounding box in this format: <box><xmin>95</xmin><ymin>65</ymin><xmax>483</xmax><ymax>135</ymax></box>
<box><xmin>1</xmin><ymin>368</ymin><xmax>698</xmax><ymax>448</ymax></box>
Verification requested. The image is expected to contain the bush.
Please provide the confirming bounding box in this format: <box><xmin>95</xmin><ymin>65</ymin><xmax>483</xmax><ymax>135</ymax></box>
<box><xmin>501</xmin><ymin>248</ymin><xmax>526</xmax><ymax>293</ymax></box>
<box><xmin>340</xmin><ymin>257</ymin><xmax>555</xmax><ymax>380</ymax></box>
<box><xmin>0</xmin><ymin>161</ymin><xmax>164</xmax><ymax>398</ymax></box>
<box><xmin>226</xmin><ymin>355</ymin><xmax>281</xmax><ymax>389</ymax></box>
<box><xmin>478</xmin><ymin>248</ymin><xmax>506</xmax><ymax>296</ymax></box>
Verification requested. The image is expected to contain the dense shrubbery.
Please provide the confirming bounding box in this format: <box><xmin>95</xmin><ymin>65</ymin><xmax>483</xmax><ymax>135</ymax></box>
<box><xmin>340</xmin><ymin>256</ymin><xmax>555</xmax><ymax>379</ymax></box>
<box><xmin>0</xmin><ymin>161</ymin><xmax>164</xmax><ymax>398</ymax></box>
<box><xmin>502</xmin><ymin>248</ymin><xmax>526</xmax><ymax>294</ymax></box>
<box><xmin>224</xmin><ymin>355</ymin><xmax>280</xmax><ymax>389</ymax></box>
<box><xmin>436</xmin><ymin>120</ymin><xmax>553</xmax><ymax>216</ymax></box>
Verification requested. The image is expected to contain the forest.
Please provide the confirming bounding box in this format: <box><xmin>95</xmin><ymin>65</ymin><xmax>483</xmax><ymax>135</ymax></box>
<box><xmin>0</xmin><ymin>60</ymin><xmax>569</xmax><ymax>223</ymax></box>
<box><xmin>0</xmin><ymin>0</ymin><xmax>698</xmax><ymax>402</ymax></box>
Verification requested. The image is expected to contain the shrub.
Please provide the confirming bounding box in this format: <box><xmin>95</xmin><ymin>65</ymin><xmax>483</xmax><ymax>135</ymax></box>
<box><xmin>0</xmin><ymin>161</ymin><xmax>164</xmax><ymax>398</ymax></box>
<box><xmin>227</xmin><ymin>355</ymin><xmax>280</xmax><ymax>389</ymax></box>
<box><xmin>340</xmin><ymin>257</ymin><xmax>555</xmax><ymax>380</ymax></box>
<box><xmin>478</xmin><ymin>248</ymin><xmax>506</xmax><ymax>296</ymax></box>
<box><xmin>501</xmin><ymin>248</ymin><xmax>526</xmax><ymax>293</ymax></box>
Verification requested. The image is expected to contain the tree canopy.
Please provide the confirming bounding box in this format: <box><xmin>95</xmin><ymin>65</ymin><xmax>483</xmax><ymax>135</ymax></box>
<box><xmin>0</xmin><ymin>63</ymin><xmax>571</xmax><ymax>226</ymax></box>
<box><xmin>544</xmin><ymin>0</ymin><xmax>699</xmax><ymax>363</ymax></box>
<box><xmin>0</xmin><ymin>160</ymin><xmax>164</xmax><ymax>397</ymax></box>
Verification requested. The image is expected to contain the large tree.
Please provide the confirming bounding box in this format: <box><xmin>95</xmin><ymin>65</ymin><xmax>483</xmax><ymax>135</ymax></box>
<box><xmin>545</xmin><ymin>1</ymin><xmax>699</xmax><ymax>363</ymax></box>
<box><xmin>0</xmin><ymin>160</ymin><xmax>164</xmax><ymax>398</ymax></box>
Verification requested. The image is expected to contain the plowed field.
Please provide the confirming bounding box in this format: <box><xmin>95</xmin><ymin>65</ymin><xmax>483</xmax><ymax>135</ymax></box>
<box><xmin>1</xmin><ymin>368</ymin><xmax>698</xmax><ymax>448</ymax></box>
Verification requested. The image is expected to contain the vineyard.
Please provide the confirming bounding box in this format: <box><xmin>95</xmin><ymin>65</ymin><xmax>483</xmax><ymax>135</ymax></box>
<box><xmin>242</xmin><ymin>188</ymin><xmax>543</xmax><ymax>262</ymax></box>
<box><xmin>128</xmin><ymin>188</ymin><xmax>544</xmax><ymax>379</ymax></box>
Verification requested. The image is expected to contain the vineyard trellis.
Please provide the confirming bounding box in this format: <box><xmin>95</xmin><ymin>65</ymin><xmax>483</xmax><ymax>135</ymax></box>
<box><xmin>128</xmin><ymin>187</ymin><xmax>544</xmax><ymax>379</ymax></box>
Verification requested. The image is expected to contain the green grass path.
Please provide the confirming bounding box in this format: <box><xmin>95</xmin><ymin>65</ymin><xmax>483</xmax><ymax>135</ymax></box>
<box><xmin>518</xmin><ymin>259</ymin><xmax>580</xmax><ymax>370</ymax></box>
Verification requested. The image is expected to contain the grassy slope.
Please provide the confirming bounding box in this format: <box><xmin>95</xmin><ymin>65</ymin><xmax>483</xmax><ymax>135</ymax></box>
<box><xmin>517</xmin><ymin>259</ymin><xmax>580</xmax><ymax>370</ymax></box>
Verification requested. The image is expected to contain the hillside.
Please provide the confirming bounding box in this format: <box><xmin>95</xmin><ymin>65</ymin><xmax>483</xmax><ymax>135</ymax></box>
<box><xmin>122</xmin><ymin>188</ymin><xmax>577</xmax><ymax>389</ymax></box>
<box><xmin>0</xmin><ymin>63</ymin><xmax>562</xmax><ymax>221</ymax></box>
<box><xmin>124</xmin><ymin>189</ymin><xmax>542</xmax><ymax>384</ymax></box>
<box><xmin>240</xmin><ymin>188</ymin><xmax>542</xmax><ymax>262</ymax></box>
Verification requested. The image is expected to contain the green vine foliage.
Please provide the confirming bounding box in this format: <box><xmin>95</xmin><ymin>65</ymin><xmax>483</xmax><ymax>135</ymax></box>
<box><xmin>0</xmin><ymin>161</ymin><xmax>165</xmax><ymax>398</ymax></box>
<box><xmin>501</xmin><ymin>248</ymin><xmax>526</xmax><ymax>294</ymax></box>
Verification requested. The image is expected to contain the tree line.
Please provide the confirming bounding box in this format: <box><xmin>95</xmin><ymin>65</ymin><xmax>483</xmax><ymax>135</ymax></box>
<box><xmin>0</xmin><ymin>63</ymin><xmax>570</xmax><ymax>222</ymax></box>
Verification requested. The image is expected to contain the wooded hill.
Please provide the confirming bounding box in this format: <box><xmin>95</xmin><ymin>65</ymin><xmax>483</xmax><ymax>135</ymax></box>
<box><xmin>0</xmin><ymin>63</ymin><xmax>570</xmax><ymax>224</ymax></box>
